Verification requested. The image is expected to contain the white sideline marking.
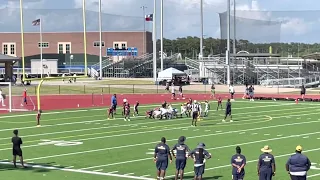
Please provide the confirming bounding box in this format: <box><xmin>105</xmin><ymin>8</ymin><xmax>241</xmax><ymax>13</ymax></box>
<box><xmin>251</xmin><ymin>133</ymin><xmax>257</xmax><ymax>135</ymax></box>
<box><xmin>239</xmin><ymin>132</ymin><xmax>245</xmax><ymax>134</ymax></box>
<box><xmin>65</xmin><ymin>166</ymin><xmax>74</xmax><ymax>168</ymax></box>
<box><xmin>141</xmin><ymin>175</ymin><xmax>150</xmax><ymax>177</ymax></box>
<box><xmin>24</xmin><ymin>119</ymin><xmax>320</xmax><ymax>161</ymax></box>
<box><xmin>303</xmin><ymin>136</ymin><xmax>309</xmax><ymax>138</ymax></box>
<box><xmin>0</xmin><ymin>104</ymin><xmax>312</xmax><ymax>136</ymax></box>
<box><xmin>0</xmin><ymin>101</ymin><xmax>287</xmax><ymax>119</ymax></box>
<box><xmin>264</xmin><ymin>134</ymin><xmax>270</xmax><ymax>136</ymax></box>
<box><xmin>167</xmin><ymin>147</ymin><xmax>320</xmax><ymax>178</ymax></box>
<box><xmin>108</xmin><ymin>171</ymin><xmax>119</xmax><ymax>173</ymax></box>
<box><xmin>0</xmin><ymin>161</ymin><xmax>153</xmax><ymax>180</ymax></box>
<box><xmin>124</xmin><ymin>173</ymin><xmax>135</xmax><ymax>175</ymax></box>
<box><xmin>93</xmin><ymin>169</ymin><xmax>103</xmax><ymax>172</ymax></box>
<box><xmin>216</xmin><ymin>131</ymin><xmax>222</xmax><ymax>132</ymax></box>
<box><xmin>78</xmin><ymin>131</ymin><xmax>320</xmax><ymax>169</ymax></box>
<box><xmin>309</xmin><ymin>173</ymin><xmax>320</xmax><ymax>178</ymax></box>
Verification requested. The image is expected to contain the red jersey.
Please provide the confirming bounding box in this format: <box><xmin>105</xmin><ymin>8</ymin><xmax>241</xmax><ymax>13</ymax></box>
<box><xmin>23</xmin><ymin>90</ymin><xmax>27</xmax><ymax>97</ymax></box>
<box><xmin>218</xmin><ymin>97</ymin><xmax>222</xmax><ymax>102</ymax></box>
<box><xmin>36</xmin><ymin>113</ymin><xmax>41</xmax><ymax>119</ymax></box>
<box><xmin>125</xmin><ymin>103</ymin><xmax>130</xmax><ymax>111</ymax></box>
<box><xmin>108</xmin><ymin>107</ymin><xmax>113</xmax><ymax>113</ymax></box>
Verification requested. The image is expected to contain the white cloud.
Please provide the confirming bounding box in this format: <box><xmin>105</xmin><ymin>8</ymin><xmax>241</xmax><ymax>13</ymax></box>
<box><xmin>279</xmin><ymin>17</ymin><xmax>313</xmax><ymax>35</ymax></box>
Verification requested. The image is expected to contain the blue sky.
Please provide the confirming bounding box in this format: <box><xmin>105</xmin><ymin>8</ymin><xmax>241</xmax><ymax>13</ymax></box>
<box><xmin>0</xmin><ymin>0</ymin><xmax>320</xmax><ymax>43</ymax></box>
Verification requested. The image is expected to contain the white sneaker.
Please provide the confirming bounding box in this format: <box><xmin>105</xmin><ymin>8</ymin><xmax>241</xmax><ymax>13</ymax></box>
<box><xmin>128</xmin><ymin>119</ymin><xmax>130</xmax><ymax>121</ymax></box>
<box><xmin>124</xmin><ymin>119</ymin><xmax>127</xmax><ymax>121</ymax></box>
<box><xmin>222</xmin><ymin>119</ymin><xmax>226</xmax><ymax>122</ymax></box>
<box><xmin>230</xmin><ymin>120</ymin><xmax>233</xmax><ymax>122</ymax></box>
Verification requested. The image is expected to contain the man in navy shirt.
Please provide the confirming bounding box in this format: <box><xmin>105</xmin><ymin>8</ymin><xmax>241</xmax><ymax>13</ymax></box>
<box><xmin>223</xmin><ymin>99</ymin><xmax>233</xmax><ymax>122</ymax></box>
<box><xmin>286</xmin><ymin>145</ymin><xmax>311</xmax><ymax>180</ymax></box>
<box><xmin>231</xmin><ymin>146</ymin><xmax>246</xmax><ymax>180</ymax></box>
<box><xmin>190</xmin><ymin>143</ymin><xmax>212</xmax><ymax>180</ymax></box>
<box><xmin>154</xmin><ymin>137</ymin><xmax>172</xmax><ymax>180</ymax></box>
<box><xmin>171</xmin><ymin>136</ymin><xmax>190</xmax><ymax>180</ymax></box>
<box><xmin>257</xmin><ymin>145</ymin><xmax>276</xmax><ymax>180</ymax></box>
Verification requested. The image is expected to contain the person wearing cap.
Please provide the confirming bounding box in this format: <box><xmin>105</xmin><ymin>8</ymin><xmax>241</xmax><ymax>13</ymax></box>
<box><xmin>257</xmin><ymin>145</ymin><xmax>276</xmax><ymax>180</ymax></box>
<box><xmin>231</xmin><ymin>146</ymin><xmax>246</xmax><ymax>180</ymax></box>
<box><xmin>171</xmin><ymin>136</ymin><xmax>190</xmax><ymax>180</ymax></box>
<box><xmin>154</xmin><ymin>137</ymin><xmax>172</xmax><ymax>180</ymax></box>
<box><xmin>285</xmin><ymin>145</ymin><xmax>311</xmax><ymax>180</ymax></box>
<box><xmin>190</xmin><ymin>143</ymin><xmax>212</xmax><ymax>180</ymax></box>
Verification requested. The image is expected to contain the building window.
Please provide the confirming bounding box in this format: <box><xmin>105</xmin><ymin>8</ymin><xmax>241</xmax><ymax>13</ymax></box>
<box><xmin>38</xmin><ymin>42</ymin><xmax>49</xmax><ymax>48</ymax></box>
<box><xmin>121</xmin><ymin>43</ymin><xmax>126</xmax><ymax>49</ymax></box>
<box><xmin>58</xmin><ymin>44</ymin><xmax>63</xmax><ymax>54</ymax></box>
<box><xmin>10</xmin><ymin>44</ymin><xmax>15</xmax><ymax>55</ymax></box>
<box><xmin>3</xmin><ymin>44</ymin><xmax>8</xmax><ymax>55</ymax></box>
<box><xmin>114</xmin><ymin>43</ymin><xmax>119</xmax><ymax>49</ymax></box>
<box><xmin>66</xmin><ymin>44</ymin><xmax>71</xmax><ymax>54</ymax></box>
<box><xmin>93</xmin><ymin>41</ymin><xmax>105</xmax><ymax>47</ymax></box>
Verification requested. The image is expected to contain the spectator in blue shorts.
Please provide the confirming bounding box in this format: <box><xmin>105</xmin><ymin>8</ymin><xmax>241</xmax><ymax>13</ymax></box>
<box><xmin>231</xmin><ymin>146</ymin><xmax>246</xmax><ymax>180</ymax></box>
<box><xmin>171</xmin><ymin>136</ymin><xmax>190</xmax><ymax>180</ymax></box>
<box><xmin>190</xmin><ymin>143</ymin><xmax>212</xmax><ymax>180</ymax></box>
<box><xmin>154</xmin><ymin>137</ymin><xmax>172</xmax><ymax>180</ymax></box>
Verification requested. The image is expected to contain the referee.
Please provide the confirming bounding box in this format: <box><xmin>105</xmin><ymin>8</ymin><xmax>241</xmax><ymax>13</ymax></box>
<box><xmin>286</xmin><ymin>145</ymin><xmax>311</xmax><ymax>180</ymax></box>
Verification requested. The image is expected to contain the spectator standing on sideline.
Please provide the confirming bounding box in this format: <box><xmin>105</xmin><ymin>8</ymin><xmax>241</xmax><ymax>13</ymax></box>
<box><xmin>190</xmin><ymin>143</ymin><xmax>212</xmax><ymax>180</ymax></box>
<box><xmin>231</xmin><ymin>146</ymin><xmax>246</xmax><ymax>180</ymax></box>
<box><xmin>286</xmin><ymin>145</ymin><xmax>311</xmax><ymax>180</ymax></box>
<box><xmin>12</xmin><ymin>129</ymin><xmax>25</xmax><ymax>168</ymax></box>
<box><xmin>300</xmin><ymin>84</ymin><xmax>306</xmax><ymax>101</ymax></box>
<box><xmin>257</xmin><ymin>145</ymin><xmax>276</xmax><ymax>180</ymax></box>
<box><xmin>111</xmin><ymin>94</ymin><xmax>117</xmax><ymax>114</ymax></box>
<box><xmin>154</xmin><ymin>137</ymin><xmax>172</xmax><ymax>180</ymax></box>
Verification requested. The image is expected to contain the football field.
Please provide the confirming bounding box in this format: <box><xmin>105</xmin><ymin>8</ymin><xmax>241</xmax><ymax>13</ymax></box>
<box><xmin>0</xmin><ymin>100</ymin><xmax>320</xmax><ymax>180</ymax></box>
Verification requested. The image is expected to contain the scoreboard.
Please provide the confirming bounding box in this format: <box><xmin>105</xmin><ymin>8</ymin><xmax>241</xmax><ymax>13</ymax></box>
<box><xmin>106</xmin><ymin>47</ymin><xmax>138</xmax><ymax>56</ymax></box>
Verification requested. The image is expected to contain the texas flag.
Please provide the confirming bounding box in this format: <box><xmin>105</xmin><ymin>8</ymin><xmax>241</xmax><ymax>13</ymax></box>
<box><xmin>145</xmin><ymin>14</ymin><xmax>153</xmax><ymax>21</ymax></box>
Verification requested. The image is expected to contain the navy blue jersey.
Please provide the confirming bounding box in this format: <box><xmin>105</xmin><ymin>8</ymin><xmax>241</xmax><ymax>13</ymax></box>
<box><xmin>155</xmin><ymin>143</ymin><xmax>171</xmax><ymax>161</ymax></box>
<box><xmin>172</xmin><ymin>143</ymin><xmax>190</xmax><ymax>160</ymax></box>
<box><xmin>231</xmin><ymin>154</ymin><xmax>246</xmax><ymax>175</ymax></box>
<box><xmin>226</xmin><ymin>102</ymin><xmax>231</xmax><ymax>111</ymax></box>
<box><xmin>258</xmin><ymin>153</ymin><xmax>275</xmax><ymax>171</ymax></box>
<box><xmin>248</xmin><ymin>87</ymin><xmax>253</xmax><ymax>93</ymax></box>
<box><xmin>190</xmin><ymin>148</ymin><xmax>211</xmax><ymax>165</ymax></box>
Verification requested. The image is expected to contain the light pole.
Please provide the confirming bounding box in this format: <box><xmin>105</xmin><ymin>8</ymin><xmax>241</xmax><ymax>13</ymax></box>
<box><xmin>98</xmin><ymin>0</ymin><xmax>102</xmax><ymax>79</ymax></box>
<box><xmin>141</xmin><ymin>6</ymin><xmax>147</xmax><ymax>55</ymax></box>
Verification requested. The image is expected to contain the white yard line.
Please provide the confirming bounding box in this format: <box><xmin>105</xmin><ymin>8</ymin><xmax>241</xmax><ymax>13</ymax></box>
<box><xmin>0</xmin><ymin>161</ymin><xmax>153</xmax><ymax>180</ymax></box>
<box><xmin>309</xmin><ymin>173</ymin><xmax>320</xmax><ymax>178</ymax></box>
<box><xmin>24</xmin><ymin>117</ymin><xmax>320</xmax><ymax>161</ymax></box>
<box><xmin>80</xmin><ymin>131</ymin><xmax>320</xmax><ymax>170</ymax></box>
<box><xmin>167</xmin><ymin>147</ymin><xmax>320</xmax><ymax>178</ymax></box>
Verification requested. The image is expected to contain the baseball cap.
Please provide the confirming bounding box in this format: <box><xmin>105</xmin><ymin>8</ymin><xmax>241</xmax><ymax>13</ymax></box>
<box><xmin>296</xmin><ymin>145</ymin><xmax>302</xmax><ymax>152</ymax></box>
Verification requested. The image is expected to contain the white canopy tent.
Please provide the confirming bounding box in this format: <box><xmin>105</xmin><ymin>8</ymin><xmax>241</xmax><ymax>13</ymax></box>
<box><xmin>157</xmin><ymin>67</ymin><xmax>187</xmax><ymax>80</ymax></box>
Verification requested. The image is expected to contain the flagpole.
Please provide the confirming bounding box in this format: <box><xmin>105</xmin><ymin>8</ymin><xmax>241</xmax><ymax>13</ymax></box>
<box><xmin>98</xmin><ymin>0</ymin><xmax>102</xmax><ymax>79</ymax></box>
<box><xmin>160</xmin><ymin>0</ymin><xmax>163</xmax><ymax>71</ymax></box>
<box><xmin>40</xmin><ymin>17</ymin><xmax>43</xmax><ymax>78</ymax></box>
<box><xmin>141</xmin><ymin>6</ymin><xmax>147</xmax><ymax>55</ymax></box>
<box><xmin>152</xmin><ymin>0</ymin><xmax>157</xmax><ymax>82</ymax></box>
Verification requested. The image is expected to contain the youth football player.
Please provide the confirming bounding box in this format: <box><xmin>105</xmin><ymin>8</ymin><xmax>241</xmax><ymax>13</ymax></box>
<box><xmin>190</xmin><ymin>143</ymin><xmax>212</xmax><ymax>180</ymax></box>
<box><xmin>210</xmin><ymin>84</ymin><xmax>215</xmax><ymax>98</ymax></box>
<box><xmin>171</xmin><ymin>84</ymin><xmax>176</xmax><ymax>100</ymax></box>
<box><xmin>217</xmin><ymin>96</ymin><xmax>223</xmax><ymax>111</ymax></box>
<box><xmin>171</xmin><ymin>136</ymin><xmax>190</xmax><ymax>180</ymax></box>
<box><xmin>122</xmin><ymin>99</ymin><xmax>127</xmax><ymax>116</ymax></box>
<box><xmin>203</xmin><ymin>101</ymin><xmax>210</xmax><ymax>117</ymax></box>
<box><xmin>178</xmin><ymin>85</ymin><xmax>184</xmax><ymax>99</ymax></box>
<box><xmin>107</xmin><ymin>106</ymin><xmax>114</xmax><ymax>119</ymax></box>
<box><xmin>36</xmin><ymin>110</ymin><xmax>42</xmax><ymax>127</ymax></box>
<box><xmin>180</xmin><ymin>103</ymin><xmax>188</xmax><ymax>118</ymax></box>
<box><xmin>154</xmin><ymin>137</ymin><xmax>172</xmax><ymax>180</ymax></box>
<box><xmin>145</xmin><ymin>109</ymin><xmax>154</xmax><ymax>119</ymax></box>
<box><xmin>229</xmin><ymin>84</ymin><xmax>235</xmax><ymax>101</ymax></box>
<box><xmin>21</xmin><ymin>88</ymin><xmax>27</xmax><ymax>106</ymax></box>
<box><xmin>301</xmin><ymin>84</ymin><xmax>306</xmax><ymax>101</ymax></box>
<box><xmin>223</xmin><ymin>99</ymin><xmax>233</xmax><ymax>122</ymax></box>
<box><xmin>231</xmin><ymin>146</ymin><xmax>246</xmax><ymax>180</ymax></box>
<box><xmin>12</xmin><ymin>129</ymin><xmax>25</xmax><ymax>168</ymax></box>
<box><xmin>111</xmin><ymin>94</ymin><xmax>117</xmax><ymax>114</ymax></box>
<box><xmin>124</xmin><ymin>102</ymin><xmax>131</xmax><ymax>121</ymax></box>
<box><xmin>248</xmin><ymin>85</ymin><xmax>254</xmax><ymax>101</ymax></box>
<box><xmin>133</xmin><ymin>101</ymin><xmax>139</xmax><ymax>117</ymax></box>
<box><xmin>0</xmin><ymin>88</ymin><xmax>5</xmax><ymax>106</ymax></box>
<box><xmin>191</xmin><ymin>100</ymin><xmax>200</xmax><ymax>126</ymax></box>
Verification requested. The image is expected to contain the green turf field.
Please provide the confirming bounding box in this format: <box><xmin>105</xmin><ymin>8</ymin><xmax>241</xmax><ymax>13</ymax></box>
<box><xmin>0</xmin><ymin>100</ymin><xmax>320</xmax><ymax>180</ymax></box>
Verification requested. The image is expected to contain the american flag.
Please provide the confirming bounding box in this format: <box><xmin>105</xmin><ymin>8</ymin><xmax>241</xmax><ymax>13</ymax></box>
<box><xmin>32</xmin><ymin>18</ymin><xmax>40</xmax><ymax>26</ymax></box>
<box><xmin>145</xmin><ymin>14</ymin><xmax>153</xmax><ymax>21</ymax></box>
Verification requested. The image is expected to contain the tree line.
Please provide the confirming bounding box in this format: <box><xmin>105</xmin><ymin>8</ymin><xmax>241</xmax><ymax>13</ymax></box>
<box><xmin>156</xmin><ymin>36</ymin><xmax>320</xmax><ymax>58</ymax></box>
